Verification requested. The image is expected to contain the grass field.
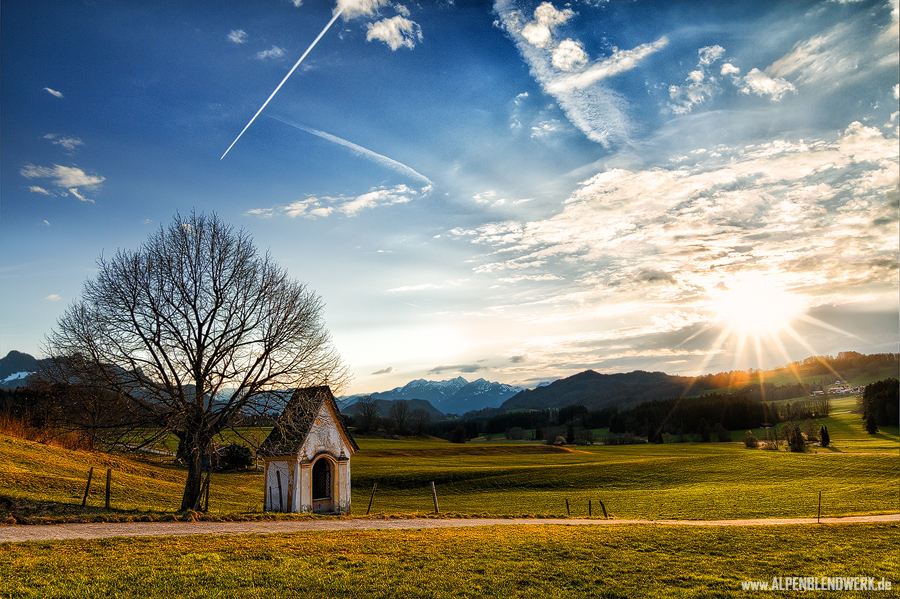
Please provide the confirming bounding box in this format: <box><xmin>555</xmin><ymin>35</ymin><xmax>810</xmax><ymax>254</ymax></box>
<box><xmin>1</xmin><ymin>523</ymin><xmax>897</xmax><ymax>598</ymax></box>
<box><xmin>0</xmin><ymin>393</ymin><xmax>896</xmax><ymax>522</ymax></box>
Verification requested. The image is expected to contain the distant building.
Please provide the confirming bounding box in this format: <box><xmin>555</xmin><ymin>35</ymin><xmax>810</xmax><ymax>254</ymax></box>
<box><xmin>259</xmin><ymin>386</ymin><xmax>358</xmax><ymax>514</ymax></box>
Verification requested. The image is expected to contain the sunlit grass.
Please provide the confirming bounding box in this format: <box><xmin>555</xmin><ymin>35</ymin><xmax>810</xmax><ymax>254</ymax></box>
<box><xmin>1</xmin><ymin>524</ymin><xmax>896</xmax><ymax>598</ymax></box>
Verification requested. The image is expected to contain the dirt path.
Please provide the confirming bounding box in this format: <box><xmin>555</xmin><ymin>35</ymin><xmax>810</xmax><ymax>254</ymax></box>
<box><xmin>1</xmin><ymin>514</ymin><xmax>896</xmax><ymax>544</ymax></box>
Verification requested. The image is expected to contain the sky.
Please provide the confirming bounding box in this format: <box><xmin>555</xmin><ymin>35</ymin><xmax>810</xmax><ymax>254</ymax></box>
<box><xmin>1</xmin><ymin>0</ymin><xmax>898</xmax><ymax>395</ymax></box>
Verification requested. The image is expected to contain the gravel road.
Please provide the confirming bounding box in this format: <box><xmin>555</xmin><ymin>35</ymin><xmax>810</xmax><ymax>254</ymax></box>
<box><xmin>1</xmin><ymin>514</ymin><xmax>897</xmax><ymax>543</ymax></box>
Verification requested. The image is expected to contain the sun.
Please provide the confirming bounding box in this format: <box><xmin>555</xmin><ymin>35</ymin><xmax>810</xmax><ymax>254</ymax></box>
<box><xmin>710</xmin><ymin>277</ymin><xmax>805</xmax><ymax>337</ymax></box>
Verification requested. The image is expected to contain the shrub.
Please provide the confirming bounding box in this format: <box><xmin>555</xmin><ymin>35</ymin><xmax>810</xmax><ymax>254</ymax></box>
<box><xmin>219</xmin><ymin>443</ymin><xmax>253</xmax><ymax>470</ymax></box>
<box><xmin>450</xmin><ymin>425</ymin><xmax>467</xmax><ymax>443</ymax></box>
<box><xmin>786</xmin><ymin>422</ymin><xmax>806</xmax><ymax>452</ymax></box>
<box><xmin>742</xmin><ymin>430</ymin><xmax>758</xmax><ymax>448</ymax></box>
<box><xmin>713</xmin><ymin>422</ymin><xmax>730</xmax><ymax>442</ymax></box>
<box><xmin>820</xmin><ymin>425</ymin><xmax>830</xmax><ymax>447</ymax></box>
<box><xmin>553</xmin><ymin>435</ymin><xmax>567</xmax><ymax>446</ymax></box>
<box><xmin>865</xmin><ymin>413</ymin><xmax>879</xmax><ymax>435</ymax></box>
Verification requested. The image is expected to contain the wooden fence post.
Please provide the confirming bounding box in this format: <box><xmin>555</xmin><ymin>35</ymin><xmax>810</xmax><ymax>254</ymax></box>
<box><xmin>366</xmin><ymin>482</ymin><xmax>378</xmax><ymax>516</ymax></box>
<box><xmin>431</xmin><ymin>481</ymin><xmax>440</xmax><ymax>514</ymax></box>
<box><xmin>599</xmin><ymin>499</ymin><xmax>608</xmax><ymax>519</ymax></box>
<box><xmin>817</xmin><ymin>491</ymin><xmax>822</xmax><ymax>523</ymax></box>
<box><xmin>105</xmin><ymin>469</ymin><xmax>112</xmax><ymax>510</ymax></box>
<box><xmin>81</xmin><ymin>467</ymin><xmax>94</xmax><ymax>507</ymax></box>
<box><xmin>589</xmin><ymin>499</ymin><xmax>592</xmax><ymax>517</ymax></box>
<box><xmin>565</xmin><ymin>498</ymin><xmax>570</xmax><ymax>516</ymax></box>
<box><xmin>276</xmin><ymin>471</ymin><xmax>284</xmax><ymax>512</ymax></box>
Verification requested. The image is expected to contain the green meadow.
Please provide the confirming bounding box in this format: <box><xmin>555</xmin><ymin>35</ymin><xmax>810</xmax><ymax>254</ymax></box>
<box><xmin>2</xmin><ymin>524</ymin><xmax>897</xmax><ymax>598</ymax></box>
<box><xmin>1</xmin><ymin>394</ymin><xmax>896</xmax><ymax>522</ymax></box>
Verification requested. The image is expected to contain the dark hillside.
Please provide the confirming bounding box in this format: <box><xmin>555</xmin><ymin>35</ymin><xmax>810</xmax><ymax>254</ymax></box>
<box><xmin>502</xmin><ymin>370</ymin><xmax>695</xmax><ymax>411</ymax></box>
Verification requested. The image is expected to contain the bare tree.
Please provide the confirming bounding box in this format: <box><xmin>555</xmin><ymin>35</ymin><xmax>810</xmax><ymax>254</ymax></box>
<box><xmin>352</xmin><ymin>395</ymin><xmax>380</xmax><ymax>432</ymax></box>
<box><xmin>389</xmin><ymin>400</ymin><xmax>410</xmax><ymax>434</ymax></box>
<box><xmin>42</xmin><ymin>212</ymin><xmax>348</xmax><ymax>511</ymax></box>
<box><xmin>410</xmin><ymin>408</ymin><xmax>431</xmax><ymax>436</ymax></box>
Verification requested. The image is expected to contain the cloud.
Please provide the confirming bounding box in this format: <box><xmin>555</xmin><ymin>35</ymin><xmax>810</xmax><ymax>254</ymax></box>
<box><xmin>428</xmin><ymin>364</ymin><xmax>486</xmax><ymax>375</ymax></box>
<box><xmin>270</xmin><ymin>116</ymin><xmax>433</xmax><ymax>186</ymax></box>
<box><xmin>371</xmin><ymin>366</ymin><xmax>396</xmax><ymax>375</ymax></box>
<box><xmin>668</xmin><ymin>45</ymin><xmax>727</xmax><ymax>114</ymax></box>
<box><xmin>249</xmin><ymin>183</ymin><xmax>426</xmax><ymax>220</ymax></box>
<box><xmin>509</xmin><ymin>355</ymin><xmax>529</xmax><ymax>363</ymax></box>
<box><xmin>20</xmin><ymin>164</ymin><xmax>104</xmax><ymax>188</ymax></box>
<box><xmin>43</xmin><ymin>134</ymin><xmax>83</xmax><ymax>152</ymax></box>
<box><xmin>228</xmin><ymin>29</ymin><xmax>247</xmax><ymax>44</ymax></box>
<box><xmin>40</xmin><ymin>220</ymin><xmax>50</xmax><ymax>227</ymax></box>
<box><xmin>720</xmin><ymin>63</ymin><xmax>740</xmax><ymax>76</ymax></box>
<box><xmin>44</xmin><ymin>294</ymin><xmax>61</xmax><ymax>302</ymax></box>
<box><xmin>256</xmin><ymin>46</ymin><xmax>285</xmax><ymax>60</ymax></box>
<box><xmin>740</xmin><ymin>68</ymin><xmax>797</xmax><ymax>100</ymax></box>
<box><xmin>67</xmin><ymin>188</ymin><xmax>95</xmax><ymax>203</ymax></box>
<box><xmin>337</xmin><ymin>0</ymin><xmax>391</xmax><ymax>20</ymax></box>
<box><xmin>366</xmin><ymin>16</ymin><xmax>422</xmax><ymax>50</ymax></box>
<box><xmin>450</xmin><ymin>122</ymin><xmax>899</xmax><ymax>335</ymax></box>
<box><xmin>495</xmin><ymin>0</ymin><xmax>668</xmax><ymax>146</ymax></box>
<box><xmin>28</xmin><ymin>186</ymin><xmax>51</xmax><ymax>195</ymax></box>
<box><xmin>551</xmin><ymin>39</ymin><xmax>588</xmax><ymax>71</ymax></box>
<box><xmin>43</xmin><ymin>88</ymin><xmax>63</xmax><ymax>99</ymax></box>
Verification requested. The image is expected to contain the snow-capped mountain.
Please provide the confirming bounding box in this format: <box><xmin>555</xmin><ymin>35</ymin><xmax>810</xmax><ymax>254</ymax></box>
<box><xmin>344</xmin><ymin>376</ymin><xmax>525</xmax><ymax>415</ymax></box>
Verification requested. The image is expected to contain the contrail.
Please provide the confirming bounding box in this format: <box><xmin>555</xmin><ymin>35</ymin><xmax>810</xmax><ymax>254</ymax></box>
<box><xmin>269</xmin><ymin>115</ymin><xmax>434</xmax><ymax>187</ymax></box>
<box><xmin>221</xmin><ymin>8</ymin><xmax>344</xmax><ymax>160</ymax></box>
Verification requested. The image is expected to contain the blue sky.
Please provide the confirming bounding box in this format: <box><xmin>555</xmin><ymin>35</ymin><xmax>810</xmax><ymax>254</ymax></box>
<box><xmin>2</xmin><ymin>0</ymin><xmax>898</xmax><ymax>395</ymax></box>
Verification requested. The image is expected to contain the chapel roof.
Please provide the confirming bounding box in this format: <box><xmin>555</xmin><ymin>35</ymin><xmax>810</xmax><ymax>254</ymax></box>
<box><xmin>258</xmin><ymin>386</ymin><xmax>358</xmax><ymax>456</ymax></box>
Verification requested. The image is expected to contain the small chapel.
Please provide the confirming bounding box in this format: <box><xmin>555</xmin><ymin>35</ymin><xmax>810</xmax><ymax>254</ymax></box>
<box><xmin>258</xmin><ymin>386</ymin><xmax>358</xmax><ymax>514</ymax></box>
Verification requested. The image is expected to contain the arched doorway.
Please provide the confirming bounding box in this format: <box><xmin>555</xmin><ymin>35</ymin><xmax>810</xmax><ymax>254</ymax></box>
<box><xmin>312</xmin><ymin>457</ymin><xmax>333</xmax><ymax>513</ymax></box>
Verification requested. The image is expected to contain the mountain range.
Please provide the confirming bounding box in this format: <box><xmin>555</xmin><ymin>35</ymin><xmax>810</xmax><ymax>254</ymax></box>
<box><xmin>0</xmin><ymin>351</ymin><xmax>47</xmax><ymax>389</ymax></box>
<box><xmin>342</xmin><ymin>376</ymin><xmax>525</xmax><ymax>415</ymax></box>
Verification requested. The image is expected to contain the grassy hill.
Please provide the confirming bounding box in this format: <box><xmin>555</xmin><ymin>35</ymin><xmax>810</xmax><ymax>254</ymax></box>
<box><xmin>1</xmin><ymin>392</ymin><xmax>896</xmax><ymax>524</ymax></box>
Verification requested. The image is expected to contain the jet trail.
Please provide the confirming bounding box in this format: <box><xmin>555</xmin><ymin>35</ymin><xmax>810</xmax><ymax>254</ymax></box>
<box><xmin>221</xmin><ymin>8</ymin><xmax>344</xmax><ymax>160</ymax></box>
<box><xmin>270</xmin><ymin>115</ymin><xmax>433</xmax><ymax>187</ymax></box>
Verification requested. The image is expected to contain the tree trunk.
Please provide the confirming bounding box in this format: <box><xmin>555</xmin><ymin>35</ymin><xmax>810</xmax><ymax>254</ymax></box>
<box><xmin>179</xmin><ymin>436</ymin><xmax>206</xmax><ymax>511</ymax></box>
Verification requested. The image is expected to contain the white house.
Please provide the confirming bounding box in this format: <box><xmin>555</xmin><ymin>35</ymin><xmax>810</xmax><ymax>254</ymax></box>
<box><xmin>259</xmin><ymin>386</ymin><xmax>358</xmax><ymax>514</ymax></box>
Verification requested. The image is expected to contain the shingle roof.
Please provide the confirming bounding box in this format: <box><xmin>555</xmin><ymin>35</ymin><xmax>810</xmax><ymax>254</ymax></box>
<box><xmin>258</xmin><ymin>386</ymin><xmax>358</xmax><ymax>456</ymax></box>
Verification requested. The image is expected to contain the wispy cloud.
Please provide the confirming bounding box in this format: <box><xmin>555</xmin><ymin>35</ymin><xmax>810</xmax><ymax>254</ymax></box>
<box><xmin>44</xmin><ymin>294</ymin><xmax>61</xmax><ymax>302</ymax></box>
<box><xmin>740</xmin><ymin>68</ymin><xmax>796</xmax><ymax>101</ymax></box>
<box><xmin>270</xmin><ymin>116</ymin><xmax>433</xmax><ymax>186</ymax></box>
<box><xmin>228</xmin><ymin>29</ymin><xmax>247</xmax><ymax>44</ymax></box>
<box><xmin>20</xmin><ymin>164</ymin><xmax>104</xmax><ymax>189</ymax></box>
<box><xmin>20</xmin><ymin>164</ymin><xmax>104</xmax><ymax>203</ymax></box>
<box><xmin>256</xmin><ymin>45</ymin><xmax>285</xmax><ymax>60</ymax></box>
<box><xmin>248</xmin><ymin>183</ymin><xmax>426</xmax><ymax>219</ymax></box>
<box><xmin>428</xmin><ymin>364</ymin><xmax>485</xmax><ymax>375</ymax></box>
<box><xmin>451</xmin><ymin>121</ymin><xmax>899</xmax><ymax>332</ymax></box>
<box><xmin>366</xmin><ymin>16</ymin><xmax>422</xmax><ymax>50</ymax></box>
<box><xmin>43</xmin><ymin>88</ymin><xmax>63</xmax><ymax>99</ymax></box>
<box><xmin>336</xmin><ymin>0</ymin><xmax>391</xmax><ymax>20</ymax></box>
<box><xmin>371</xmin><ymin>366</ymin><xmax>396</xmax><ymax>375</ymax></box>
<box><xmin>43</xmin><ymin>134</ymin><xmax>83</xmax><ymax>152</ymax></box>
<box><xmin>494</xmin><ymin>0</ymin><xmax>667</xmax><ymax>147</ymax></box>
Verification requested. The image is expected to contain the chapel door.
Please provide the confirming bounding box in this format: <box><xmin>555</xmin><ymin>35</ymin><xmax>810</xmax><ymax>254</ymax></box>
<box><xmin>312</xmin><ymin>458</ymin><xmax>333</xmax><ymax>513</ymax></box>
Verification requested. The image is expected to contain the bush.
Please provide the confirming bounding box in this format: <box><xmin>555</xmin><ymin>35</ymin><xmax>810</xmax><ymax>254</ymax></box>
<box><xmin>742</xmin><ymin>430</ymin><xmax>758</xmax><ymax>448</ymax></box>
<box><xmin>713</xmin><ymin>422</ymin><xmax>731</xmax><ymax>442</ymax></box>
<box><xmin>786</xmin><ymin>422</ymin><xmax>805</xmax><ymax>452</ymax></box>
<box><xmin>820</xmin><ymin>425</ymin><xmax>830</xmax><ymax>447</ymax></box>
<box><xmin>219</xmin><ymin>443</ymin><xmax>253</xmax><ymax>470</ymax></box>
<box><xmin>865</xmin><ymin>413</ymin><xmax>879</xmax><ymax>434</ymax></box>
<box><xmin>553</xmin><ymin>435</ymin><xmax>567</xmax><ymax>446</ymax></box>
<box><xmin>450</xmin><ymin>425</ymin><xmax>467</xmax><ymax>443</ymax></box>
<box><xmin>575</xmin><ymin>428</ymin><xmax>594</xmax><ymax>445</ymax></box>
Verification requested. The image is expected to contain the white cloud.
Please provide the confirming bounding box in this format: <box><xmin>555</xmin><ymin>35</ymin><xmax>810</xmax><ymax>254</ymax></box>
<box><xmin>336</xmin><ymin>0</ymin><xmax>391</xmax><ymax>20</ymax></box>
<box><xmin>20</xmin><ymin>164</ymin><xmax>105</xmax><ymax>189</ymax></box>
<box><xmin>228</xmin><ymin>29</ymin><xmax>247</xmax><ymax>44</ymax></box>
<box><xmin>521</xmin><ymin>2</ymin><xmax>573</xmax><ymax>48</ymax></box>
<box><xmin>248</xmin><ymin>183</ymin><xmax>426</xmax><ymax>220</ymax></box>
<box><xmin>740</xmin><ymin>68</ymin><xmax>797</xmax><ymax>100</ymax></box>
<box><xmin>366</xmin><ymin>15</ymin><xmax>422</xmax><ymax>50</ymax></box>
<box><xmin>551</xmin><ymin>39</ymin><xmax>588</xmax><ymax>71</ymax></box>
<box><xmin>450</xmin><ymin>123</ymin><xmax>899</xmax><ymax>328</ymax></box>
<box><xmin>43</xmin><ymin>134</ymin><xmax>83</xmax><ymax>152</ymax></box>
<box><xmin>371</xmin><ymin>366</ymin><xmax>396</xmax><ymax>375</ymax></box>
<box><xmin>720</xmin><ymin>63</ymin><xmax>740</xmax><ymax>76</ymax></box>
<box><xmin>43</xmin><ymin>88</ymin><xmax>63</xmax><ymax>99</ymax></box>
<box><xmin>531</xmin><ymin>119</ymin><xmax>563</xmax><ymax>138</ymax></box>
<box><xmin>67</xmin><ymin>188</ymin><xmax>95</xmax><ymax>204</ymax></box>
<box><xmin>893</xmin><ymin>83</ymin><xmax>899</xmax><ymax>99</ymax></box>
<box><xmin>45</xmin><ymin>294</ymin><xmax>61</xmax><ymax>302</ymax></box>
<box><xmin>495</xmin><ymin>0</ymin><xmax>667</xmax><ymax>147</ymax></box>
<box><xmin>256</xmin><ymin>46</ymin><xmax>285</xmax><ymax>60</ymax></box>
<box><xmin>28</xmin><ymin>186</ymin><xmax>51</xmax><ymax>195</ymax></box>
<box><xmin>668</xmin><ymin>45</ymin><xmax>728</xmax><ymax>114</ymax></box>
